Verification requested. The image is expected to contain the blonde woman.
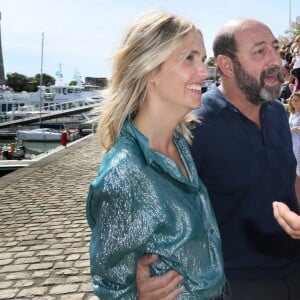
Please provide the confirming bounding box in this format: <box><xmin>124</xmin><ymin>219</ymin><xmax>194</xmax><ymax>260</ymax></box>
<box><xmin>288</xmin><ymin>92</ymin><xmax>300</xmax><ymax>175</ymax></box>
<box><xmin>86</xmin><ymin>9</ymin><xmax>226</xmax><ymax>300</ymax></box>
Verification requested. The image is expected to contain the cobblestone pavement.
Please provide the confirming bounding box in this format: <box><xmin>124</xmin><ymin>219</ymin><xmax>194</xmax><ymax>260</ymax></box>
<box><xmin>0</xmin><ymin>134</ymin><xmax>102</xmax><ymax>300</ymax></box>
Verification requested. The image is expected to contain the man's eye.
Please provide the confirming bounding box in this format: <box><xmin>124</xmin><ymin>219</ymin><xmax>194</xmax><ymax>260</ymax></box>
<box><xmin>253</xmin><ymin>48</ymin><xmax>265</xmax><ymax>56</ymax></box>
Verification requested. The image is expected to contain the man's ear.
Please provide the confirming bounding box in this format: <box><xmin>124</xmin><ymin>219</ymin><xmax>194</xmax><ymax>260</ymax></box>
<box><xmin>217</xmin><ymin>55</ymin><xmax>234</xmax><ymax>77</ymax></box>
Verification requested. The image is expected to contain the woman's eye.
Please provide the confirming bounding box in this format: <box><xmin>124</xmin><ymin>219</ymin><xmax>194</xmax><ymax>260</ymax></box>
<box><xmin>186</xmin><ymin>54</ymin><xmax>194</xmax><ymax>61</ymax></box>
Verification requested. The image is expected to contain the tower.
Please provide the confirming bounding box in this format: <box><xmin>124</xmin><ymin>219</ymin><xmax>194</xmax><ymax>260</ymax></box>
<box><xmin>0</xmin><ymin>12</ymin><xmax>5</xmax><ymax>84</ymax></box>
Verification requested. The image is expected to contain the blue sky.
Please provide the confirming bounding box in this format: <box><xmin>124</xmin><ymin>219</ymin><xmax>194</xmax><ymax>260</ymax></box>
<box><xmin>0</xmin><ymin>0</ymin><xmax>299</xmax><ymax>83</ymax></box>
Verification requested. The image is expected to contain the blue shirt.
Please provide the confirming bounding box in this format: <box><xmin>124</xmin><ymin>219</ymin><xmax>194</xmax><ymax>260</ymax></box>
<box><xmin>86</xmin><ymin>118</ymin><xmax>225</xmax><ymax>299</ymax></box>
<box><xmin>191</xmin><ymin>84</ymin><xmax>300</xmax><ymax>280</ymax></box>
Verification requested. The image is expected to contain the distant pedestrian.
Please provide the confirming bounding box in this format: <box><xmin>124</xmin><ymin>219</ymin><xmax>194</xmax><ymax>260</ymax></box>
<box><xmin>288</xmin><ymin>91</ymin><xmax>300</xmax><ymax>175</ymax></box>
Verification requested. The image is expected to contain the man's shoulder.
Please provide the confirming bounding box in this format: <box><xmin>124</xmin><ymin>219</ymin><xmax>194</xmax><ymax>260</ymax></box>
<box><xmin>196</xmin><ymin>88</ymin><xmax>224</xmax><ymax>118</ymax></box>
<box><xmin>264</xmin><ymin>99</ymin><xmax>288</xmax><ymax>116</ymax></box>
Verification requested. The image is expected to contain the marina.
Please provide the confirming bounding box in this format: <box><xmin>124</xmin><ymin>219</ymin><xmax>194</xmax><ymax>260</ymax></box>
<box><xmin>0</xmin><ymin>102</ymin><xmax>101</xmax><ymax>174</ymax></box>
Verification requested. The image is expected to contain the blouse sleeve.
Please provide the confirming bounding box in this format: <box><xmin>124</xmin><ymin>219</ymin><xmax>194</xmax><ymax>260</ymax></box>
<box><xmin>86</xmin><ymin>163</ymin><xmax>163</xmax><ymax>299</ymax></box>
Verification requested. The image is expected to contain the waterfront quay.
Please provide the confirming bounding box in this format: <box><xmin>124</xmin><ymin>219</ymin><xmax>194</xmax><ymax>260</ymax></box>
<box><xmin>0</xmin><ymin>134</ymin><xmax>102</xmax><ymax>299</ymax></box>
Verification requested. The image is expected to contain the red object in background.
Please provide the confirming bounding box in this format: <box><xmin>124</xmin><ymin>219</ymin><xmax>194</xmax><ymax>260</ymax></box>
<box><xmin>61</xmin><ymin>130</ymin><xmax>67</xmax><ymax>147</ymax></box>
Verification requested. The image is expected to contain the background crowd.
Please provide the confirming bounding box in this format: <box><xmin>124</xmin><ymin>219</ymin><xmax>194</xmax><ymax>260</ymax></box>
<box><xmin>280</xmin><ymin>35</ymin><xmax>300</xmax><ymax>101</ymax></box>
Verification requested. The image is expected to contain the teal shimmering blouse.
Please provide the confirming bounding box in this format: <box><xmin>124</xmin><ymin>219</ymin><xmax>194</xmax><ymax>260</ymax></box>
<box><xmin>86</xmin><ymin>118</ymin><xmax>225</xmax><ymax>299</ymax></box>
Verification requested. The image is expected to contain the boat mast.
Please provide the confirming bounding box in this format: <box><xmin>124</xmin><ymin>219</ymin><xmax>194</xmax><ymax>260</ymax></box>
<box><xmin>39</xmin><ymin>32</ymin><xmax>44</xmax><ymax>124</ymax></box>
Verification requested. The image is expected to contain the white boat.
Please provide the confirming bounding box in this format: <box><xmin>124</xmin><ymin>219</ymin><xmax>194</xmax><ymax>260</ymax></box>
<box><xmin>1</xmin><ymin>83</ymin><xmax>103</xmax><ymax>117</ymax></box>
<box><xmin>16</xmin><ymin>128</ymin><xmax>63</xmax><ymax>142</ymax></box>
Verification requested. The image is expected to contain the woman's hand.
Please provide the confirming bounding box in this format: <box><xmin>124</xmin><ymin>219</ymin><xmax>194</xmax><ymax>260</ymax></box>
<box><xmin>291</xmin><ymin>126</ymin><xmax>300</xmax><ymax>133</ymax></box>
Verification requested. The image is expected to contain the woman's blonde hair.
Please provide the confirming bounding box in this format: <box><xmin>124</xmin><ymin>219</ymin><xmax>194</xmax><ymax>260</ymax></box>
<box><xmin>288</xmin><ymin>91</ymin><xmax>300</xmax><ymax>115</ymax></box>
<box><xmin>294</xmin><ymin>35</ymin><xmax>300</xmax><ymax>43</ymax></box>
<box><xmin>98</xmin><ymin>9</ymin><xmax>201</xmax><ymax>153</ymax></box>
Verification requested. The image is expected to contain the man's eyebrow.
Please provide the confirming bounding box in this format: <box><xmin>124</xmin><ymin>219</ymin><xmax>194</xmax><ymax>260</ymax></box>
<box><xmin>251</xmin><ymin>40</ymin><xmax>279</xmax><ymax>48</ymax></box>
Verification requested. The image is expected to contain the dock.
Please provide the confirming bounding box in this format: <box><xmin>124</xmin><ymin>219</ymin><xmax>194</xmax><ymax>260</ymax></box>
<box><xmin>0</xmin><ymin>134</ymin><xmax>102</xmax><ymax>299</ymax></box>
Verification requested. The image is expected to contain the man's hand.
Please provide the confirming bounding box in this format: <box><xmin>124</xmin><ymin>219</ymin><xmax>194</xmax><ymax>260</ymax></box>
<box><xmin>273</xmin><ymin>201</ymin><xmax>300</xmax><ymax>239</ymax></box>
<box><xmin>136</xmin><ymin>254</ymin><xmax>185</xmax><ymax>300</ymax></box>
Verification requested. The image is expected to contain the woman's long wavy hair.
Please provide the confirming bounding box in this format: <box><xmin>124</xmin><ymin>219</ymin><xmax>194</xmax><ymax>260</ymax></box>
<box><xmin>98</xmin><ymin>9</ymin><xmax>201</xmax><ymax>153</ymax></box>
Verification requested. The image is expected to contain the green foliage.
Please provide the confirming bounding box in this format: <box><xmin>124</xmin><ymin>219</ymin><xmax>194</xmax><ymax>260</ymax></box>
<box><xmin>206</xmin><ymin>57</ymin><xmax>216</xmax><ymax>67</ymax></box>
<box><xmin>6</xmin><ymin>72</ymin><xmax>28</xmax><ymax>92</ymax></box>
<box><xmin>5</xmin><ymin>72</ymin><xmax>55</xmax><ymax>92</ymax></box>
<box><xmin>34</xmin><ymin>73</ymin><xmax>55</xmax><ymax>87</ymax></box>
<box><xmin>279</xmin><ymin>20</ymin><xmax>300</xmax><ymax>47</ymax></box>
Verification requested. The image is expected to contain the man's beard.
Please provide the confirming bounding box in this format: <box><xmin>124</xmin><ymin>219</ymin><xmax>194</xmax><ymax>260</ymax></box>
<box><xmin>232</xmin><ymin>58</ymin><xmax>284</xmax><ymax>105</ymax></box>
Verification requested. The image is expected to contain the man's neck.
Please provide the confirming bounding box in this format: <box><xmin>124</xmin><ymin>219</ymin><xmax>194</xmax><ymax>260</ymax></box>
<box><xmin>218</xmin><ymin>83</ymin><xmax>262</xmax><ymax>128</ymax></box>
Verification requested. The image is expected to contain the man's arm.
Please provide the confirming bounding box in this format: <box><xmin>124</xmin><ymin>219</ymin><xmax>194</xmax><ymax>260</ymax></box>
<box><xmin>136</xmin><ymin>254</ymin><xmax>185</xmax><ymax>300</ymax></box>
<box><xmin>273</xmin><ymin>201</ymin><xmax>300</xmax><ymax>239</ymax></box>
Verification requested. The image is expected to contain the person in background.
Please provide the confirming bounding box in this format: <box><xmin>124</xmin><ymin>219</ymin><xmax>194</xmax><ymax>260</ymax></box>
<box><xmin>136</xmin><ymin>18</ymin><xmax>300</xmax><ymax>300</ymax></box>
<box><xmin>291</xmin><ymin>36</ymin><xmax>300</xmax><ymax>91</ymax></box>
<box><xmin>288</xmin><ymin>91</ymin><xmax>300</xmax><ymax>175</ymax></box>
<box><xmin>283</xmin><ymin>42</ymin><xmax>293</xmax><ymax>68</ymax></box>
<box><xmin>86</xmin><ymin>9</ymin><xmax>227</xmax><ymax>299</ymax></box>
<box><xmin>280</xmin><ymin>64</ymin><xmax>295</xmax><ymax>102</ymax></box>
<box><xmin>273</xmin><ymin>92</ymin><xmax>300</xmax><ymax>239</ymax></box>
<box><xmin>280</xmin><ymin>48</ymin><xmax>288</xmax><ymax>66</ymax></box>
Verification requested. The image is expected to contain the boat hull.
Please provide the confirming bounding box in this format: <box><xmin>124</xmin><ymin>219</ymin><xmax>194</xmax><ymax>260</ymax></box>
<box><xmin>16</xmin><ymin>129</ymin><xmax>62</xmax><ymax>142</ymax></box>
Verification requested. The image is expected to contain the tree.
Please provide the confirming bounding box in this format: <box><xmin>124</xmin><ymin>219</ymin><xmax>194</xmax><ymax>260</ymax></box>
<box><xmin>34</xmin><ymin>73</ymin><xmax>55</xmax><ymax>87</ymax></box>
<box><xmin>278</xmin><ymin>19</ymin><xmax>300</xmax><ymax>46</ymax></box>
<box><xmin>5</xmin><ymin>72</ymin><xmax>55</xmax><ymax>92</ymax></box>
<box><xmin>6</xmin><ymin>72</ymin><xmax>28</xmax><ymax>92</ymax></box>
<box><xmin>206</xmin><ymin>57</ymin><xmax>216</xmax><ymax>67</ymax></box>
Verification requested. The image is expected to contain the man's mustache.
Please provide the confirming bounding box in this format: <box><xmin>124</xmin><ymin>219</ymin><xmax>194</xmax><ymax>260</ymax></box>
<box><xmin>261</xmin><ymin>66</ymin><xmax>284</xmax><ymax>84</ymax></box>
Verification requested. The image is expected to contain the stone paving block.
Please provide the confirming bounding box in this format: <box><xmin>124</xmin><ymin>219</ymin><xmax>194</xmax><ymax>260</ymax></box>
<box><xmin>42</xmin><ymin>277</ymin><xmax>67</xmax><ymax>286</ymax></box>
<box><xmin>14</xmin><ymin>279</ymin><xmax>34</xmax><ymax>288</ymax></box>
<box><xmin>60</xmin><ymin>293</ymin><xmax>85</xmax><ymax>300</ymax></box>
<box><xmin>74</xmin><ymin>259</ymin><xmax>90</xmax><ymax>268</ymax></box>
<box><xmin>43</xmin><ymin>255</ymin><xmax>66</xmax><ymax>262</ymax></box>
<box><xmin>0</xmin><ymin>280</ymin><xmax>13</xmax><ymax>289</ymax></box>
<box><xmin>66</xmin><ymin>253</ymin><xmax>81</xmax><ymax>261</ymax></box>
<box><xmin>66</xmin><ymin>275</ymin><xmax>91</xmax><ymax>283</ymax></box>
<box><xmin>1</xmin><ymin>263</ymin><xmax>28</xmax><ymax>272</ymax></box>
<box><xmin>14</xmin><ymin>257</ymin><xmax>41</xmax><ymax>265</ymax></box>
<box><xmin>0</xmin><ymin>289</ymin><xmax>18</xmax><ymax>299</ymax></box>
<box><xmin>32</xmin><ymin>270</ymin><xmax>52</xmax><ymax>278</ymax></box>
<box><xmin>0</xmin><ymin>258</ymin><xmax>13</xmax><ymax>266</ymax></box>
<box><xmin>27</xmin><ymin>262</ymin><xmax>53</xmax><ymax>270</ymax></box>
<box><xmin>17</xmin><ymin>286</ymin><xmax>49</xmax><ymax>297</ymax></box>
<box><xmin>14</xmin><ymin>251</ymin><xmax>35</xmax><ymax>258</ymax></box>
<box><xmin>49</xmin><ymin>283</ymin><xmax>79</xmax><ymax>295</ymax></box>
<box><xmin>6</xmin><ymin>272</ymin><xmax>31</xmax><ymax>280</ymax></box>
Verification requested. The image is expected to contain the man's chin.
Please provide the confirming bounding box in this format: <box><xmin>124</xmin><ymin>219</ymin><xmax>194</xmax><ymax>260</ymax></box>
<box><xmin>260</xmin><ymin>86</ymin><xmax>281</xmax><ymax>101</ymax></box>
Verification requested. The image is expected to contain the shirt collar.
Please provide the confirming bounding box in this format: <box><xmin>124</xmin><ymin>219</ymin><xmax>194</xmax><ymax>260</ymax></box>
<box><xmin>121</xmin><ymin>117</ymin><xmax>199</xmax><ymax>188</ymax></box>
<box><xmin>203</xmin><ymin>83</ymin><xmax>272</xmax><ymax>114</ymax></box>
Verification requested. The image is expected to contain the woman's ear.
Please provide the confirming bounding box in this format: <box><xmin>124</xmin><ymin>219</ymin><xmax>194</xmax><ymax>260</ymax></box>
<box><xmin>217</xmin><ymin>55</ymin><xmax>234</xmax><ymax>77</ymax></box>
<box><xmin>147</xmin><ymin>69</ymin><xmax>159</xmax><ymax>84</ymax></box>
